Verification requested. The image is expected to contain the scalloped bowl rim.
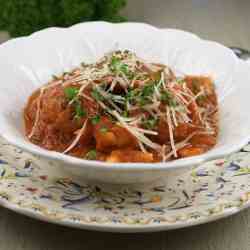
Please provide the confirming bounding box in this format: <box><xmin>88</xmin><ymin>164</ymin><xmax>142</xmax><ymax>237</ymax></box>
<box><xmin>0</xmin><ymin>21</ymin><xmax>249</xmax><ymax>172</ymax></box>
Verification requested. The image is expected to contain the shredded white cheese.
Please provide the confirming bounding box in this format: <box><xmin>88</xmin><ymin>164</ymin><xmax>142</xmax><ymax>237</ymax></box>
<box><xmin>166</xmin><ymin>107</ymin><xmax>177</xmax><ymax>157</ymax></box>
<box><xmin>63</xmin><ymin>119</ymin><xmax>88</xmax><ymax>154</ymax></box>
<box><xmin>28</xmin><ymin>88</ymin><xmax>45</xmax><ymax>139</ymax></box>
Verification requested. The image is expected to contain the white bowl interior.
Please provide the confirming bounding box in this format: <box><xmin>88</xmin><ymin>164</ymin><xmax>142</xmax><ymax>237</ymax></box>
<box><xmin>0</xmin><ymin>21</ymin><xmax>249</xmax><ymax>168</ymax></box>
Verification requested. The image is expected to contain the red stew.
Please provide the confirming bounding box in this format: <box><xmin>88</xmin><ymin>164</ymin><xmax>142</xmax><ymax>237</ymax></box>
<box><xmin>24</xmin><ymin>51</ymin><xmax>218</xmax><ymax>163</ymax></box>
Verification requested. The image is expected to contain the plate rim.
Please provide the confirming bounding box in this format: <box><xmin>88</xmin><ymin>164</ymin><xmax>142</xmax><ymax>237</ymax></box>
<box><xmin>0</xmin><ymin>179</ymin><xmax>249</xmax><ymax>233</ymax></box>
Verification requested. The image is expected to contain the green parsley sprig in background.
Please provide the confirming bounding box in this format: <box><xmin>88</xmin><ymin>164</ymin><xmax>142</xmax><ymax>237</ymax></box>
<box><xmin>0</xmin><ymin>0</ymin><xmax>127</xmax><ymax>37</ymax></box>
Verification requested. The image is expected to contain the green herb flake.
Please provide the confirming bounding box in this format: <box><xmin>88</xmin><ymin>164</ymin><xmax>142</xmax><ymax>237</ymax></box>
<box><xmin>110</xmin><ymin>56</ymin><xmax>131</xmax><ymax>77</ymax></box>
<box><xmin>110</xmin><ymin>56</ymin><xmax>121</xmax><ymax>71</ymax></box>
<box><xmin>122</xmin><ymin>110</ymin><xmax>129</xmax><ymax>117</ymax></box>
<box><xmin>74</xmin><ymin>102</ymin><xmax>86</xmax><ymax>119</ymax></box>
<box><xmin>139</xmin><ymin>97</ymin><xmax>149</xmax><ymax>107</ymax></box>
<box><xmin>126</xmin><ymin>88</ymin><xmax>139</xmax><ymax>101</ymax></box>
<box><xmin>161</xmin><ymin>90</ymin><xmax>172</xmax><ymax>102</ymax></box>
<box><xmin>91</xmin><ymin>88</ymin><xmax>104</xmax><ymax>101</ymax></box>
<box><xmin>197</xmin><ymin>94</ymin><xmax>206</xmax><ymax>103</ymax></box>
<box><xmin>160</xmin><ymin>90</ymin><xmax>178</xmax><ymax>106</ymax></box>
<box><xmin>100</xmin><ymin>126</ymin><xmax>108</xmax><ymax>133</ymax></box>
<box><xmin>120</xmin><ymin>64</ymin><xmax>129</xmax><ymax>75</ymax></box>
<box><xmin>169</xmin><ymin>99</ymin><xmax>178</xmax><ymax>107</ymax></box>
<box><xmin>141</xmin><ymin>83</ymin><xmax>155</xmax><ymax>97</ymax></box>
<box><xmin>91</xmin><ymin>115</ymin><xmax>101</xmax><ymax>125</ymax></box>
<box><xmin>177</xmin><ymin>78</ymin><xmax>185</xmax><ymax>84</ymax></box>
<box><xmin>127</xmin><ymin>72</ymin><xmax>135</xmax><ymax>80</ymax></box>
<box><xmin>136</xmin><ymin>83</ymin><xmax>155</xmax><ymax>107</ymax></box>
<box><xmin>85</xmin><ymin>149</ymin><xmax>97</xmax><ymax>160</ymax></box>
<box><xmin>64</xmin><ymin>87</ymin><xmax>79</xmax><ymax>101</ymax></box>
<box><xmin>142</xmin><ymin>118</ymin><xmax>158</xmax><ymax>130</ymax></box>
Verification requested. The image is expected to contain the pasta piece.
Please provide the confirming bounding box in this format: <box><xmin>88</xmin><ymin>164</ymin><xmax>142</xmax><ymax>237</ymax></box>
<box><xmin>178</xmin><ymin>146</ymin><xmax>205</xmax><ymax>158</ymax></box>
<box><xmin>106</xmin><ymin>149</ymin><xmax>154</xmax><ymax>163</ymax></box>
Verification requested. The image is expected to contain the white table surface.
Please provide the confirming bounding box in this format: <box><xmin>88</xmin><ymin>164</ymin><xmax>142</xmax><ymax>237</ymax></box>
<box><xmin>0</xmin><ymin>0</ymin><xmax>250</xmax><ymax>249</ymax></box>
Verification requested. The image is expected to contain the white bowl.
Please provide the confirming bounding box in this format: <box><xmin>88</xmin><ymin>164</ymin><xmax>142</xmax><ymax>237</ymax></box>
<box><xmin>0</xmin><ymin>21</ymin><xmax>250</xmax><ymax>184</ymax></box>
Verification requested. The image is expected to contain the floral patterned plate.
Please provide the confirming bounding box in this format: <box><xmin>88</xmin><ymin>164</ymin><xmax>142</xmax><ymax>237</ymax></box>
<box><xmin>0</xmin><ymin>136</ymin><xmax>250</xmax><ymax>233</ymax></box>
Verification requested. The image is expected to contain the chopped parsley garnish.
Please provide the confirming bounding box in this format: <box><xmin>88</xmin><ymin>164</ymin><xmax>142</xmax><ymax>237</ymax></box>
<box><xmin>142</xmin><ymin>117</ymin><xmax>158</xmax><ymax>130</ymax></box>
<box><xmin>91</xmin><ymin>88</ymin><xmax>104</xmax><ymax>101</ymax></box>
<box><xmin>138</xmin><ymin>83</ymin><xmax>155</xmax><ymax>106</ymax></box>
<box><xmin>122</xmin><ymin>110</ymin><xmax>129</xmax><ymax>117</ymax></box>
<box><xmin>100</xmin><ymin>126</ymin><xmax>108</xmax><ymax>133</ymax></box>
<box><xmin>91</xmin><ymin>115</ymin><xmax>101</xmax><ymax>125</ymax></box>
<box><xmin>85</xmin><ymin>149</ymin><xmax>97</xmax><ymax>160</ymax></box>
<box><xmin>110</xmin><ymin>56</ymin><xmax>132</xmax><ymax>78</ymax></box>
<box><xmin>138</xmin><ymin>97</ymin><xmax>148</xmax><ymax>107</ymax></box>
<box><xmin>64</xmin><ymin>88</ymin><xmax>86</xmax><ymax>119</ymax></box>
<box><xmin>125</xmin><ymin>83</ymin><xmax>156</xmax><ymax>107</ymax></box>
<box><xmin>110</xmin><ymin>56</ymin><xmax>121</xmax><ymax>72</ymax></box>
<box><xmin>74</xmin><ymin>101</ymin><xmax>86</xmax><ymax>119</ymax></box>
<box><xmin>197</xmin><ymin>94</ymin><xmax>206</xmax><ymax>103</ymax></box>
<box><xmin>176</xmin><ymin>78</ymin><xmax>185</xmax><ymax>84</ymax></box>
<box><xmin>161</xmin><ymin>90</ymin><xmax>178</xmax><ymax>107</ymax></box>
<box><xmin>120</xmin><ymin>64</ymin><xmax>129</xmax><ymax>75</ymax></box>
<box><xmin>126</xmin><ymin>88</ymin><xmax>139</xmax><ymax>101</ymax></box>
<box><xmin>141</xmin><ymin>83</ymin><xmax>155</xmax><ymax>97</ymax></box>
<box><xmin>64</xmin><ymin>87</ymin><xmax>79</xmax><ymax>101</ymax></box>
<box><xmin>161</xmin><ymin>90</ymin><xmax>171</xmax><ymax>102</ymax></box>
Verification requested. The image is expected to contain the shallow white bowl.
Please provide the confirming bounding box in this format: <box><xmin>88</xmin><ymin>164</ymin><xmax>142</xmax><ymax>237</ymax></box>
<box><xmin>0</xmin><ymin>22</ymin><xmax>250</xmax><ymax>184</ymax></box>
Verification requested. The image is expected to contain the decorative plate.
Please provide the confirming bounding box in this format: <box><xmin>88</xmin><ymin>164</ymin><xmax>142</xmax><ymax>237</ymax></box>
<box><xmin>1</xmin><ymin>135</ymin><xmax>250</xmax><ymax>233</ymax></box>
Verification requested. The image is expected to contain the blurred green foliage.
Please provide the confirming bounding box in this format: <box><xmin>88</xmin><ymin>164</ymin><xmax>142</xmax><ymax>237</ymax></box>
<box><xmin>0</xmin><ymin>0</ymin><xmax>127</xmax><ymax>37</ymax></box>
